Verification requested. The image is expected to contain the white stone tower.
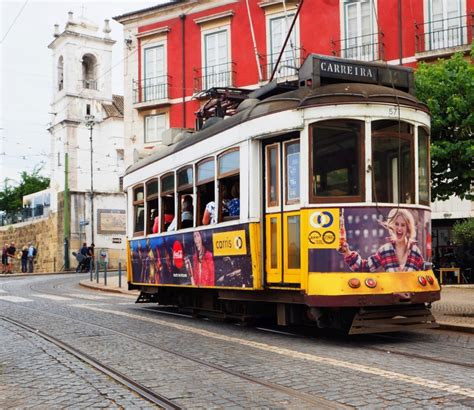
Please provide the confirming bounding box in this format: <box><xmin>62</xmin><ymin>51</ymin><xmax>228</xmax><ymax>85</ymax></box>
<box><xmin>48</xmin><ymin>11</ymin><xmax>115</xmax><ymax>194</ymax></box>
<box><xmin>47</xmin><ymin>11</ymin><xmax>126</xmax><ymax>259</ymax></box>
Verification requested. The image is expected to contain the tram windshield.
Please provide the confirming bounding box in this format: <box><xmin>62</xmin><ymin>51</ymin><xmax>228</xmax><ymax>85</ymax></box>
<box><xmin>311</xmin><ymin>120</ymin><xmax>363</xmax><ymax>202</ymax></box>
<box><xmin>372</xmin><ymin>120</ymin><xmax>414</xmax><ymax>204</ymax></box>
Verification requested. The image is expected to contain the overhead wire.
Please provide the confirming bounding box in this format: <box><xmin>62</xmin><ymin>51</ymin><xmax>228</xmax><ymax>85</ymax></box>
<box><xmin>0</xmin><ymin>0</ymin><xmax>29</xmax><ymax>44</ymax></box>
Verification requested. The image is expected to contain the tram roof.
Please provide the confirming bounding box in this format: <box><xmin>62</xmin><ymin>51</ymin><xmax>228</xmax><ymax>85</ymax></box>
<box><xmin>125</xmin><ymin>82</ymin><xmax>428</xmax><ymax>176</ymax></box>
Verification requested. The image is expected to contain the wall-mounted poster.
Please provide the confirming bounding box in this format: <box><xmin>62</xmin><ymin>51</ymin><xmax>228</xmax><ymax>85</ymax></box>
<box><xmin>97</xmin><ymin>209</ymin><xmax>126</xmax><ymax>234</ymax></box>
<box><xmin>129</xmin><ymin>224</ymin><xmax>253</xmax><ymax>288</ymax></box>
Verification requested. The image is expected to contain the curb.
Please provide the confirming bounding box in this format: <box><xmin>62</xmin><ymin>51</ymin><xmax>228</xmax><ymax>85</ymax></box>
<box><xmin>437</xmin><ymin>322</ymin><xmax>474</xmax><ymax>334</ymax></box>
<box><xmin>79</xmin><ymin>280</ymin><xmax>138</xmax><ymax>296</ymax></box>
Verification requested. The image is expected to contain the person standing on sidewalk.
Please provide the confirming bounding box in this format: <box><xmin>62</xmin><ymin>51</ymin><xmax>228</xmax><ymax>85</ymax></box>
<box><xmin>27</xmin><ymin>242</ymin><xmax>36</xmax><ymax>273</ymax></box>
<box><xmin>21</xmin><ymin>245</ymin><xmax>28</xmax><ymax>273</ymax></box>
<box><xmin>1</xmin><ymin>243</ymin><xmax>8</xmax><ymax>273</ymax></box>
<box><xmin>6</xmin><ymin>242</ymin><xmax>16</xmax><ymax>273</ymax></box>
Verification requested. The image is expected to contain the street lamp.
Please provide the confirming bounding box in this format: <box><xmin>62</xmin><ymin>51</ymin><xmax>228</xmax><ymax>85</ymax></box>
<box><xmin>85</xmin><ymin>114</ymin><xmax>96</xmax><ymax>245</ymax></box>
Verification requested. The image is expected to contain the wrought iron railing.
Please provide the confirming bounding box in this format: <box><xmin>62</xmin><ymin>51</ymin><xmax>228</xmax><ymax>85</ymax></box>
<box><xmin>193</xmin><ymin>62</ymin><xmax>235</xmax><ymax>92</ymax></box>
<box><xmin>82</xmin><ymin>79</ymin><xmax>97</xmax><ymax>90</ymax></box>
<box><xmin>261</xmin><ymin>47</ymin><xmax>305</xmax><ymax>81</ymax></box>
<box><xmin>415</xmin><ymin>13</ymin><xmax>473</xmax><ymax>53</ymax></box>
<box><xmin>332</xmin><ymin>32</ymin><xmax>384</xmax><ymax>62</ymax></box>
<box><xmin>133</xmin><ymin>75</ymin><xmax>170</xmax><ymax>104</ymax></box>
<box><xmin>0</xmin><ymin>205</ymin><xmax>51</xmax><ymax>226</ymax></box>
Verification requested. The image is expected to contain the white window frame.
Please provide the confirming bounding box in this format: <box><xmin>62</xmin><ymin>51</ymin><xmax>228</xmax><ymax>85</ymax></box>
<box><xmin>144</xmin><ymin>113</ymin><xmax>167</xmax><ymax>144</ymax></box>
<box><xmin>201</xmin><ymin>25</ymin><xmax>231</xmax><ymax>89</ymax></box>
<box><xmin>142</xmin><ymin>40</ymin><xmax>167</xmax><ymax>101</ymax></box>
<box><xmin>425</xmin><ymin>0</ymin><xmax>465</xmax><ymax>51</ymax></box>
<box><xmin>265</xmin><ymin>10</ymin><xmax>300</xmax><ymax>79</ymax></box>
<box><xmin>341</xmin><ymin>0</ymin><xmax>378</xmax><ymax>61</ymax></box>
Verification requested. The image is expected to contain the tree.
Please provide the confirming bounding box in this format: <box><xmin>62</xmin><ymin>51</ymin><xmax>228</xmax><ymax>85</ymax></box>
<box><xmin>452</xmin><ymin>218</ymin><xmax>474</xmax><ymax>270</ymax></box>
<box><xmin>415</xmin><ymin>48</ymin><xmax>474</xmax><ymax>201</ymax></box>
<box><xmin>0</xmin><ymin>167</ymin><xmax>50</xmax><ymax>215</ymax></box>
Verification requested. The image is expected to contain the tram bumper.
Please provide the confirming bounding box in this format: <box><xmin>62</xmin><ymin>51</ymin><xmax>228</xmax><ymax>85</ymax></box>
<box><xmin>348</xmin><ymin>304</ymin><xmax>438</xmax><ymax>334</ymax></box>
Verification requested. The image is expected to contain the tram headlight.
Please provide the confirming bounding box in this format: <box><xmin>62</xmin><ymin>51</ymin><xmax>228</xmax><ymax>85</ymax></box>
<box><xmin>418</xmin><ymin>276</ymin><xmax>427</xmax><ymax>286</ymax></box>
<box><xmin>365</xmin><ymin>278</ymin><xmax>377</xmax><ymax>288</ymax></box>
<box><xmin>426</xmin><ymin>275</ymin><xmax>434</xmax><ymax>285</ymax></box>
<box><xmin>348</xmin><ymin>278</ymin><xmax>361</xmax><ymax>288</ymax></box>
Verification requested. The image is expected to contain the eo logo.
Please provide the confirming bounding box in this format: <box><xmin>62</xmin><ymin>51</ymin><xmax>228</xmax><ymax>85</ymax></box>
<box><xmin>308</xmin><ymin>231</ymin><xmax>321</xmax><ymax>245</ymax></box>
<box><xmin>234</xmin><ymin>236</ymin><xmax>243</xmax><ymax>250</ymax></box>
<box><xmin>309</xmin><ymin>211</ymin><xmax>334</xmax><ymax>229</ymax></box>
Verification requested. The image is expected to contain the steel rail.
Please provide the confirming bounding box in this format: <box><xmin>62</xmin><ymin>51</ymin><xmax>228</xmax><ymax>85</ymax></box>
<box><xmin>1</xmin><ymin>316</ymin><xmax>181</xmax><ymax>410</ymax></box>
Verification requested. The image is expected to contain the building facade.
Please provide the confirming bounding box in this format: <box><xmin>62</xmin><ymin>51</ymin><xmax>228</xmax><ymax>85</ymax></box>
<box><xmin>114</xmin><ymin>0</ymin><xmax>473</xmax><ymax>263</ymax></box>
<box><xmin>48</xmin><ymin>12</ymin><xmax>127</xmax><ymax>267</ymax></box>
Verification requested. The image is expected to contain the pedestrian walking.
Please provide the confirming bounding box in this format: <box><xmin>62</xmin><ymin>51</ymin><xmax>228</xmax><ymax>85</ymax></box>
<box><xmin>6</xmin><ymin>242</ymin><xmax>16</xmax><ymax>273</ymax></box>
<box><xmin>21</xmin><ymin>245</ymin><xmax>28</xmax><ymax>273</ymax></box>
<box><xmin>27</xmin><ymin>242</ymin><xmax>37</xmax><ymax>273</ymax></box>
<box><xmin>1</xmin><ymin>242</ymin><xmax>8</xmax><ymax>273</ymax></box>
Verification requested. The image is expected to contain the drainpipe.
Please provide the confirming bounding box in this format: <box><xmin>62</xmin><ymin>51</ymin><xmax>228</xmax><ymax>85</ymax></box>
<box><xmin>180</xmin><ymin>14</ymin><xmax>186</xmax><ymax>128</ymax></box>
<box><xmin>398</xmin><ymin>0</ymin><xmax>403</xmax><ymax>65</ymax></box>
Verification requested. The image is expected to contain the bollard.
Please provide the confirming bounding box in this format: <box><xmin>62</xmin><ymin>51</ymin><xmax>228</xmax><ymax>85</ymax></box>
<box><xmin>95</xmin><ymin>260</ymin><xmax>99</xmax><ymax>283</ymax></box>
<box><xmin>90</xmin><ymin>266</ymin><xmax>93</xmax><ymax>282</ymax></box>
<box><xmin>104</xmin><ymin>263</ymin><xmax>107</xmax><ymax>286</ymax></box>
<box><xmin>118</xmin><ymin>262</ymin><xmax>122</xmax><ymax>288</ymax></box>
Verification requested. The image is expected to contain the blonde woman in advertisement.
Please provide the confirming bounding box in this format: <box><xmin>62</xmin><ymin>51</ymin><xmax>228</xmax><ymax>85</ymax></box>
<box><xmin>340</xmin><ymin>208</ymin><xmax>425</xmax><ymax>272</ymax></box>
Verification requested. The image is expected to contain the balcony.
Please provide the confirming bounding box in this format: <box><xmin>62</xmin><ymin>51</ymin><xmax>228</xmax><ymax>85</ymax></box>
<box><xmin>261</xmin><ymin>48</ymin><xmax>306</xmax><ymax>82</ymax></box>
<box><xmin>193</xmin><ymin>62</ymin><xmax>235</xmax><ymax>93</ymax></box>
<box><xmin>332</xmin><ymin>32</ymin><xmax>385</xmax><ymax>62</ymax></box>
<box><xmin>415</xmin><ymin>13</ymin><xmax>473</xmax><ymax>58</ymax></box>
<box><xmin>133</xmin><ymin>75</ymin><xmax>170</xmax><ymax>109</ymax></box>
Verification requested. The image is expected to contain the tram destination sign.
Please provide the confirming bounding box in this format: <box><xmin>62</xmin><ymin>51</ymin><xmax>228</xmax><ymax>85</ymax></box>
<box><xmin>319</xmin><ymin>59</ymin><xmax>377</xmax><ymax>83</ymax></box>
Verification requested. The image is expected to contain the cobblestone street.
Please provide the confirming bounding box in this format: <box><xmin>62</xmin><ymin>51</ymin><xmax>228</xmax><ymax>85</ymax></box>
<box><xmin>0</xmin><ymin>274</ymin><xmax>473</xmax><ymax>408</ymax></box>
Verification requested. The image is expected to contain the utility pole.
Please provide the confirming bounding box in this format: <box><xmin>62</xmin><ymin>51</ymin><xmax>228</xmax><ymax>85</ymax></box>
<box><xmin>85</xmin><ymin>114</ymin><xmax>96</xmax><ymax>245</ymax></box>
<box><xmin>64</xmin><ymin>153</ymin><xmax>70</xmax><ymax>270</ymax></box>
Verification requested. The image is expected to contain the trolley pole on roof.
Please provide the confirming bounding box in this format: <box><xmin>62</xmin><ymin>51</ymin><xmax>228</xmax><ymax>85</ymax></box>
<box><xmin>85</xmin><ymin>114</ymin><xmax>96</xmax><ymax>245</ymax></box>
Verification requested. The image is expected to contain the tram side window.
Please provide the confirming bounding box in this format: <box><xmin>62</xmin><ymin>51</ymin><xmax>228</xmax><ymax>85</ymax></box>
<box><xmin>372</xmin><ymin>120</ymin><xmax>414</xmax><ymax>204</ymax></box>
<box><xmin>177</xmin><ymin>167</ymin><xmax>193</xmax><ymax>229</ymax></box>
<box><xmin>133</xmin><ymin>185</ymin><xmax>145</xmax><ymax>236</ymax></box>
<box><xmin>160</xmin><ymin>173</ymin><xmax>175</xmax><ymax>232</ymax></box>
<box><xmin>218</xmin><ymin>149</ymin><xmax>240</xmax><ymax>221</ymax></box>
<box><xmin>418</xmin><ymin>127</ymin><xmax>430</xmax><ymax>206</ymax></box>
<box><xmin>197</xmin><ymin>159</ymin><xmax>215</xmax><ymax>226</ymax></box>
<box><xmin>146</xmin><ymin>179</ymin><xmax>158</xmax><ymax>234</ymax></box>
<box><xmin>311</xmin><ymin>120</ymin><xmax>363</xmax><ymax>202</ymax></box>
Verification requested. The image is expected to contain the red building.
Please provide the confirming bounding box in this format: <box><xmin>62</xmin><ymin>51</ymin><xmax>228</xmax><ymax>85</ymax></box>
<box><xmin>114</xmin><ymin>0</ymin><xmax>472</xmax><ymax>163</ymax></box>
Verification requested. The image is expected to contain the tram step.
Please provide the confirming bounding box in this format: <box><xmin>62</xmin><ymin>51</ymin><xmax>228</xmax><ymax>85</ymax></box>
<box><xmin>349</xmin><ymin>306</ymin><xmax>438</xmax><ymax>334</ymax></box>
<box><xmin>135</xmin><ymin>291</ymin><xmax>159</xmax><ymax>303</ymax></box>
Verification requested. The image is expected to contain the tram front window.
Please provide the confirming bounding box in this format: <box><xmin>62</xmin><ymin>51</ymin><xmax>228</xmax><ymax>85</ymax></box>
<box><xmin>372</xmin><ymin>121</ymin><xmax>414</xmax><ymax>204</ymax></box>
<box><xmin>311</xmin><ymin>120</ymin><xmax>362</xmax><ymax>202</ymax></box>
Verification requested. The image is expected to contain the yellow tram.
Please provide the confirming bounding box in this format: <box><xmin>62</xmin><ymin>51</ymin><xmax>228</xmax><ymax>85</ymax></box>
<box><xmin>124</xmin><ymin>55</ymin><xmax>440</xmax><ymax>334</ymax></box>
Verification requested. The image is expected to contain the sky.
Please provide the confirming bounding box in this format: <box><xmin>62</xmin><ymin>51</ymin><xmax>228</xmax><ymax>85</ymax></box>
<box><xmin>0</xmin><ymin>0</ymin><xmax>162</xmax><ymax>185</ymax></box>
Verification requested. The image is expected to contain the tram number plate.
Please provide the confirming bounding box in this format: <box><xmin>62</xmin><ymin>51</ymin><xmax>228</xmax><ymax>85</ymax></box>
<box><xmin>388</xmin><ymin>106</ymin><xmax>400</xmax><ymax>116</ymax></box>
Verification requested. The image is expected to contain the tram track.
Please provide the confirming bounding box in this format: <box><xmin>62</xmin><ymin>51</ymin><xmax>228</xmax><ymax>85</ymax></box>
<box><xmin>1</xmin><ymin>315</ymin><xmax>181</xmax><ymax>410</ymax></box>
<box><xmin>0</xmin><ymin>299</ymin><xmax>347</xmax><ymax>409</ymax></box>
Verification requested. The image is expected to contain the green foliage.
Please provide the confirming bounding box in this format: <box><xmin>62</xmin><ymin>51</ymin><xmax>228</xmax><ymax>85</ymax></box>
<box><xmin>0</xmin><ymin>167</ymin><xmax>50</xmax><ymax>214</ymax></box>
<box><xmin>415</xmin><ymin>48</ymin><xmax>474</xmax><ymax>201</ymax></box>
<box><xmin>452</xmin><ymin>218</ymin><xmax>474</xmax><ymax>247</ymax></box>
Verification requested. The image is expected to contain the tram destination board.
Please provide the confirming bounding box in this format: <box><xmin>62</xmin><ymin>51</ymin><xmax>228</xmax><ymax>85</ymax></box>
<box><xmin>299</xmin><ymin>54</ymin><xmax>413</xmax><ymax>93</ymax></box>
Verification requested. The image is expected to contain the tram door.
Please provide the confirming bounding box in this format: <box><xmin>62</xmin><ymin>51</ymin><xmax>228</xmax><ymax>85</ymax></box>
<box><xmin>264</xmin><ymin>138</ymin><xmax>301</xmax><ymax>286</ymax></box>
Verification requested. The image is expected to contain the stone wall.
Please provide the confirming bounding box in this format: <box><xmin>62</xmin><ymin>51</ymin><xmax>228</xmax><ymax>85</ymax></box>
<box><xmin>0</xmin><ymin>213</ymin><xmax>61</xmax><ymax>273</ymax></box>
